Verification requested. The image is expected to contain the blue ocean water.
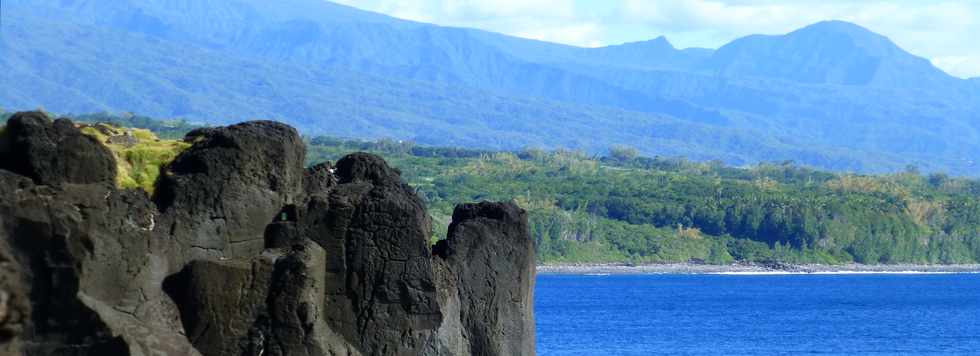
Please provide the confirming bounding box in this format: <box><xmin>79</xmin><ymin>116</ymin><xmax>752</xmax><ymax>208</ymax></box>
<box><xmin>535</xmin><ymin>273</ymin><xmax>980</xmax><ymax>355</ymax></box>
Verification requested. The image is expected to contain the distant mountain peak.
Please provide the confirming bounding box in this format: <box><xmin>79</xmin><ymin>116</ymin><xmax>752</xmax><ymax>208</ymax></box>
<box><xmin>5</xmin><ymin>1</ymin><xmax>979</xmax><ymax>176</ymax></box>
<box><xmin>703</xmin><ymin>19</ymin><xmax>950</xmax><ymax>86</ymax></box>
<box><xmin>790</xmin><ymin>20</ymin><xmax>898</xmax><ymax>54</ymax></box>
<box><xmin>643</xmin><ymin>35</ymin><xmax>673</xmax><ymax>48</ymax></box>
<box><xmin>799</xmin><ymin>20</ymin><xmax>875</xmax><ymax>34</ymax></box>
<box><xmin>580</xmin><ymin>35</ymin><xmax>707</xmax><ymax>71</ymax></box>
<box><xmin>603</xmin><ymin>35</ymin><xmax>674</xmax><ymax>51</ymax></box>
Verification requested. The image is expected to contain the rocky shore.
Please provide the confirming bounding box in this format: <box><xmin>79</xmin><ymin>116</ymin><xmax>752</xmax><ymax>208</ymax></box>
<box><xmin>0</xmin><ymin>112</ymin><xmax>535</xmax><ymax>356</ymax></box>
<box><xmin>537</xmin><ymin>263</ymin><xmax>980</xmax><ymax>275</ymax></box>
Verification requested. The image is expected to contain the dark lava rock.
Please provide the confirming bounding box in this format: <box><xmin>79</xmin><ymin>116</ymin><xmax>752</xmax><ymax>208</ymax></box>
<box><xmin>154</xmin><ymin>120</ymin><xmax>307</xmax><ymax>263</ymax></box>
<box><xmin>0</xmin><ymin>111</ymin><xmax>116</xmax><ymax>186</ymax></box>
<box><xmin>311</xmin><ymin>152</ymin><xmax>443</xmax><ymax>355</ymax></box>
<box><xmin>303</xmin><ymin>161</ymin><xmax>337</xmax><ymax>197</ymax></box>
<box><xmin>0</xmin><ymin>169</ymin><xmax>199</xmax><ymax>356</ymax></box>
<box><xmin>0</xmin><ymin>113</ymin><xmax>535</xmax><ymax>356</ymax></box>
<box><xmin>0</xmin><ymin>230</ymin><xmax>30</xmax><ymax>356</ymax></box>
<box><xmin>433</xmin><ymin>202</ymin><xmax>536</xmax><ymax>356</ymax></box>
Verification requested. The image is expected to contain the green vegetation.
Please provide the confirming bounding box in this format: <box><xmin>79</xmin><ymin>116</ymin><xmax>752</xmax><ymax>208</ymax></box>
<box><xmin>8</xmin><ymin>110</ymin><xmax>980</xmax><ymax>265</ymax></box>
<box><xmin>307</xmin><ymin>138</ymin><xmax>980</xmax><ymax>265</ymax></box>
<box><xmin>1</xmin><ymin>111</ymin><xmax>192</xmax><ymax>193</ymax></box>
<box><xmin>79</xmin><ymin>124</ymin><xmax>190</xmax><ymax>193</ymax></box>
<box><xmin>48</xmin><ymin>111</ymin><xmax>198</xmax><ymax>192</ymax></box>
<box><xmin>71</xmin><ymin>112</ymin><xmax>201</xmax><ymax>140</ymax></box>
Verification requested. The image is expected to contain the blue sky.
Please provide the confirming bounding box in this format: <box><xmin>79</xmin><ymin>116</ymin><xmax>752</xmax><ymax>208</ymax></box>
<box><xmin>334</xmin><ymin>0</ymin><xmax>980</xmax><ymax>78</ymax></box>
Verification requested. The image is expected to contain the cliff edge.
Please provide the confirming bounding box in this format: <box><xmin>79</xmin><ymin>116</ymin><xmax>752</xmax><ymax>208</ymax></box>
<box><xmin>0</xmin><ymin>112</ymin><xmax>535</xmax><ymax>356</ymax></box>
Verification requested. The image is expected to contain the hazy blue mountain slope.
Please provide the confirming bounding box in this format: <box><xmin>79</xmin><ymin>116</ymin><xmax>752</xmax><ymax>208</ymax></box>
<box><xmin>464</xmin><ymin>31</ymin><xmax>712</xmax><ymax>72</ymax></box>
<box><xmin>4</xmin><ymin>0</ymin><xmax>728</xmax><ymax>124</ymax></box>
<box><xmin>1</xmin><ymin>10</ymin><xmax>829</xmax><ymax>165</ymax></box>
<box><xmin>200</xmin><ymin>13</ymin><xmax>726</xmax><ymax>122</ymax></box>
<box><xmin>700</xmin><ymin>21</ymin><xmax>957</xmax><ymax>87</ymax></box>
<box><xmin>567</xmin><ymin>66</ymin><xmax>980</xmax><ymax>167</ymax></box>
<box><xmin>3</xmin><ymin>0</ymin><xmax>980</xmax><ymax>175</ymax></box>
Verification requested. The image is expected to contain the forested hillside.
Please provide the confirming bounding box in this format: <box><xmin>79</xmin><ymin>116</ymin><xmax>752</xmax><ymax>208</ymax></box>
<box><xmin>33</xmin><ymin>111</ymin><xmax>980</xmax><ymax>265</ymax></box>
<box><xmin>4</xmin><ymin>0</ymin><xmax>980</xmax><ymax>175</ymax></box>
<box><xmin>307</xmin><ymin>139</ymin><xmax>980</xmax><ymax>265</ymax></box>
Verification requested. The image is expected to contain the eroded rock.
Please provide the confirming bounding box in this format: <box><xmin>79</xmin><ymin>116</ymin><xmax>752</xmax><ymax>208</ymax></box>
<box><xmin>154</xmin><ymin>120</ymin><xmax>306</xmax><ymax>263</ymax></box>
<box><xmin>0</xmin><ymin>169</ymin><xmax>198</xmax><ymax>356</ymax></box>
<box><xmin>0</xmin><ymin>113</ymin><xmax>535</xmax><ymax>356</ymax></box>
<box><xmin>0</xmin><ymin>111</ymin><xmax>116</xmax><ymax>186</ymax></box>
<box><xmin>308</xmin><ymin>152</ymin><xmax>443</xmax><ymax>355</ymax></box>
<box><xmin>434</xmin><ymin>202</ymin><xmax>536</xmax><ymax>356</ymax></box>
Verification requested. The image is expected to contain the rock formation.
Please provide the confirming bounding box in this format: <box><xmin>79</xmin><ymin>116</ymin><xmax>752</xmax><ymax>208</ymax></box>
<box><xmin>0</xmin><ymin>112</ymin><xmax>535</xmax><ymax>356</ymax></box>
<box><xmin>433</xmin><ymin>203</ymin><xmax>535</xmax><ymax>356</ymax></box>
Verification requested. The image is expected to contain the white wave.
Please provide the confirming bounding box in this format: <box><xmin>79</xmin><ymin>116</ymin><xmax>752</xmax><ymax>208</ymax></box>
<box><xmin>807</xmin><ymin>271</ymin><xmax>975</xmax><ymax>275</ymax></box>
<box><xmin>709</xmin><ymin>271</ymin><xmax>796</xmax><ymax>275</ymax></box>
<box><xmin>710</xmin><ymin>270</ymin><xmax>980</xmax><ymax>275</ymax></box>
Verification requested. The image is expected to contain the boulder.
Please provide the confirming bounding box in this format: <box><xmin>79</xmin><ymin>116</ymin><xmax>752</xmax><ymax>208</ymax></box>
<box><xmin>0</xmin><ymin>111</ymin><xmax>116</xmax><ymax>186</ymax></box>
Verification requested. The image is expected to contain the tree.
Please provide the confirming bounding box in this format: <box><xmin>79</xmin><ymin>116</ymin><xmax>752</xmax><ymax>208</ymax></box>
<box><xmin>609</xmin><ymin>145</ymin><xmax>638</xmax><ymax>161</ymax></box>
<box><xmin>928</xmin><ymin>173</ymin><xmax>949</xmax><ymax>188</ymax></box>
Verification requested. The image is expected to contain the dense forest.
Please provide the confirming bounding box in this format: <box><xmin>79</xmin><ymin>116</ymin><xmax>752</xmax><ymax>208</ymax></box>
<box><xmin>6</xmin><ymin>110</ymin><xmax>980</xmax><ymax>265</ymax></box>
<box><xmin>306</xmin><ymin>138</ymin><xmax>980</xmax><ymax>265</ymax></box>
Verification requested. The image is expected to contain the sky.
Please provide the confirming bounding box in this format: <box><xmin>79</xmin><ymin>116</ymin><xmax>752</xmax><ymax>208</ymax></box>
<box><xmin>333</xmin><ymin>0</ymin><xmax>980</xmax><ymax>78</ymax></box>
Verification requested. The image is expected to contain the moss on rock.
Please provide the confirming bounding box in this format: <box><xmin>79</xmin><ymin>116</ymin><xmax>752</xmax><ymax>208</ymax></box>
<box><xmin>80</xmin><ymin>123</ymin><xmax>190</xmax><ymax>193</ymax></box>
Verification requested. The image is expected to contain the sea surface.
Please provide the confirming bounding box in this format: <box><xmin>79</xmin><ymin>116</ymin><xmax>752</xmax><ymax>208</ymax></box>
<box><xmin>535</xmin><ymin>273</ymin><xmax>980</xmax><ymax>355</ymax></box>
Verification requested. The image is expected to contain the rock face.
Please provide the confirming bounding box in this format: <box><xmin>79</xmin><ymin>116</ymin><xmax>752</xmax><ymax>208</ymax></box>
<box><xmin>154</xmin><ymin>120</ymin><xmax>307</xmax><ymax>263</ymax></box>
<box><xmin>433</xmin><ymin>203</ymin><xmax>536</xmax><ymax>356</ymax></box>
<box><xmin>0</xmin><ymin>112</ymin><xmax>535</xmax><ymax>356</ymax></box>
<box><xmin>0</xmin><ymin>111</ymin><xmax>116</xmax><ymax>185</ymax></box>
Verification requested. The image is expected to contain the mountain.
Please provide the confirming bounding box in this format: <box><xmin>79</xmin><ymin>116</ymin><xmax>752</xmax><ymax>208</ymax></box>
<box><xmin>700</xmin><ymin>21</ymin><xmax>956</xmax><ymax>87</ymax></box>
<box><xmin>2</xmin><ymin>0</ymin><xmax>979</xmax><ymax>175</ymax></box>
<box><xmin>468</xmin><ymin>33</ymin><xmax>712</xmax><ymax>72</ymax></box>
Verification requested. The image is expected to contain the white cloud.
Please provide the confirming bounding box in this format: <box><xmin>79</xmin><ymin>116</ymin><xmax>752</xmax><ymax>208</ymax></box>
<box><xmin>514</xmin><ymin>23</ymin><xmax>605</xmax><ymax>47</ymax></box>
<box><xmin>460</xmin><ymin>0</ymin><xmax>579</xmax><ymax>19</ymax></box>
<box><xmin>332</xmin><ymin>0</ymin><xmax>980</xmax><ymax>77</ymax></box>
<box><xmin>617</xmin><ymin>0</ymin><xmax>980</xmax><ymax>77</ymax></box>
<box><xmin>331</xmin><ymin>0</ymin><xmax>603</xmax><ymax>46</ymax></box>
<box><xmin>933</xmin><ymin>56</ymin><xmax>980</xmax><ymax>79</ymax></box>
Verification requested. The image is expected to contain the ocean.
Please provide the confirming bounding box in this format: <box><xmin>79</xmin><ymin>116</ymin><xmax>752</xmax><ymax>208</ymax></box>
<box><xmin>535</xmin><ymin>273</ymin><xmax>980</xmax><ymax>355</ymax></box>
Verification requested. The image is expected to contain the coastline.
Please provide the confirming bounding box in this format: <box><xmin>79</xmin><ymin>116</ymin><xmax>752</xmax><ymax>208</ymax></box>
<box><xmin>536</xmin><ymin>262</ymin><xmax>980</xmax><ymax>275</ymax></box>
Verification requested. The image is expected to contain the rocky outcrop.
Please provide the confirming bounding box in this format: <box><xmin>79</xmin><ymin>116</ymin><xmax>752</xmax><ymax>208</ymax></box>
<box><xmin>304</xmin><ymin>152</ymin><xmax>443</xmax><ymax>355</ymax></box>
<box><xmin>0</xmin><ymin>111</ymin><xmax>116</xmax><ymax>186</ymax></box>
<box><xmin>0</xmin><ymin>112</ymin><xmax>535</xmax><ymax>356</ymax></box>
<box><xmin>433</xmin><ymin>203</ymin><xmax>536</xmax><ymax>356</ymax></box>
<box><xmin>154</xmin><ymin>120</ymin><xmax>307</xmax><ymax>263</ymax></box>
<box><xmin>0</xmin><ymin>226</ymin><xmax>29</xmax><ymax>356</ymax></box>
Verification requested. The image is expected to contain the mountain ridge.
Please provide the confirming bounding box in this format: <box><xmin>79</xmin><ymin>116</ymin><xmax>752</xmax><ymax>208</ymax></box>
<box><xmin>2</xmin><ymin>0</ymin><xmax>979</xmax><ymax>175</ymax></box>
<box><xmin>699</xmin><ymin>20</ymin><xmax>956</xmax><ymax>86</ymax></box>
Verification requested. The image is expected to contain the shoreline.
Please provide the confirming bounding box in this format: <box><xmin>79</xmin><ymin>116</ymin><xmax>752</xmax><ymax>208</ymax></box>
<box><xmin>536</xmin><ymin>262</ymin><xmax>980</xmax><ymax>275</ymax></box>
